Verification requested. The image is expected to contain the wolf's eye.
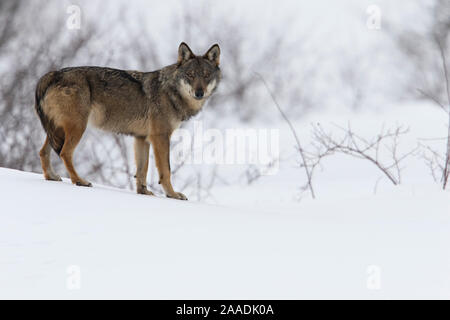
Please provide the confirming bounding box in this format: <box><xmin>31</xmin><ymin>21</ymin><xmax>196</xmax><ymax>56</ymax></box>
<box><xmin>187</xmin><ymin>72</ymin><xmax>194</xmax><ymax>79</ymax></box>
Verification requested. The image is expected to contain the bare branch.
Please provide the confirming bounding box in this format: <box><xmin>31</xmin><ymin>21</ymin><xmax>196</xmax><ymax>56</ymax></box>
<box><xmin>417</xmin><ymin>88</ymin><xmax>447</xmax><ymax>111</ymax></box>
<box><xmin>255</xmin><ymin>72</ymin><xmax>316</xmax><ymax>199</ymax></box>
<box><xmin>310</xmin><ymin>123</ymin><xmax>414</xmax><ymax>186</ymax></box>
<box><xmin>436</xmin><ymin>40</ymin><xmax>450</xmax><ymax>189</ymax></box>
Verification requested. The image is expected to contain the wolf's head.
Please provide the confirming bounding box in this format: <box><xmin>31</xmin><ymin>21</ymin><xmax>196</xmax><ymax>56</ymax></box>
<box><xmin>176</xmin><ymin>42</ymin><xmax>221</xmax><ymax>101</ymax></box>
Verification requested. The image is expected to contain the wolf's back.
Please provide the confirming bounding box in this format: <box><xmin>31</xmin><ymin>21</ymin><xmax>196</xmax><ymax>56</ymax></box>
<box><xmin>35</xmin><ymin>71</ymin><xmax>65</xmax><ymax>155</ymax></box>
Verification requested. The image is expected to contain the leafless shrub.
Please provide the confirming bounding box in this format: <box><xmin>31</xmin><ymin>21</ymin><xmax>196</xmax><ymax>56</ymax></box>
<box><xmin>242</xmin><ymin>158</ymin><xmax>279</xmax><ymax>185</ymax></box>
<box><xmin>415</xmin><ymin>27</ymin><xmax>450</xmax><ymax>189</ymax></box>
<box><xmin>384</xmin><ymin>0</ymin><xmax>450</xmax><ymax>189</ymax></box>
<box><xmin>308</xmin><ymin>123</ymin><xmax>416</xmax><ymax>186</ymax></box>
<box><xmin>437</xmin><ymin>40</ymin><xmax>450</xmax><ymax>189</ymax></box>
<box><xmin>392</xmin><ymin>0</ymin><xmax>450</xmax><ymax>101</ymax></box>
<box><xmin>419</xmin><ymin>141</ymin><xmax>445</xmax><ymax>183</ymax></box>
<box><xmin>253</xmin><ymin>69</ymin><xmax>415</xmax><ymax>197</ymax></box>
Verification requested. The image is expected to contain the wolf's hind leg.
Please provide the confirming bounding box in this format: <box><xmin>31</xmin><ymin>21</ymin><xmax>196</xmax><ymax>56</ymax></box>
<box><xmin>60</xmin><ymin>123</ymin><xmax>91</xmax><ymax>187</ymax></box>
<box><xmin>134</xmin><ymin>136</ymin><xmax>154</xmax><ymax>195</ymax></box>
<box><xmin>39</xmin><ymin>136</ymin><xmax>62</xmax><ymax>181</ymax></box>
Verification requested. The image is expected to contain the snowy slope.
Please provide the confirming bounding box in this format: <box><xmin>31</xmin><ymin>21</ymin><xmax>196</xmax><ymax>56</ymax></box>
<box><xmin>0</xmin><ymin>167</ymin><xmax>449</xmax><ymax>299</ymax></box>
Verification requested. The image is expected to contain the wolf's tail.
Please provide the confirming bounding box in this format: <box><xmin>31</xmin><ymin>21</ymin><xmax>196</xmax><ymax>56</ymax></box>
<box><xmin>35</xmin><ymin>71</ymin><xmax>65</xmax><ymax>155</ymax></box>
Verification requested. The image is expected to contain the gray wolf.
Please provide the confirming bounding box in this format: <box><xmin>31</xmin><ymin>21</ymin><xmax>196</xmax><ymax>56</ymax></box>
<box><xmin>34</xmin><ymin>42</ymin><xmax>221</xmax><ymax>200</ymax></box>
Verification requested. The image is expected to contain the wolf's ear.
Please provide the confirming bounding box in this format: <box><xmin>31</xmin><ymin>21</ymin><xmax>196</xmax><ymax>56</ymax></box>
<box><xmin>204</xmin><ymin>44</ymin><xmax>220</xmax><ymax>66</ymax></box>
<box><xmin>178</xmin><ymin>42</ymin><xmax>194</xmax><ymax>64</ymax></box>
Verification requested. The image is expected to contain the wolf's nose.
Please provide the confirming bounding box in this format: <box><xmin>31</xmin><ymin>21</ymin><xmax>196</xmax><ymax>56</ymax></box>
<box><xmin>195</xmin><ymin>89</ymin><xmax>204</xmax><ymax>99</ymax></box>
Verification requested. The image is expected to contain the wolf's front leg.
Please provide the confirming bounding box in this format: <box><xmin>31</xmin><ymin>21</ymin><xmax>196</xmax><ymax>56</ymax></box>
<box><xmin>134</xmin><ymin>136</ymin><xmax>154</xmax><ymax>196</ymax></box>
<box><xmin>150</xmin><ymin>134</ymin><xmax>188</xmax><ymax>200</ymax></box>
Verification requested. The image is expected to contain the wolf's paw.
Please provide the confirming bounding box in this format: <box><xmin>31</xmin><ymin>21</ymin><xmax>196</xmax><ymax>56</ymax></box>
<box><xmin>75</xmin><ymin>179</ymin><xmax>92</xmax><ymax>187</ymax></box>
<box><xmin>45</xmin><ymin>173</ymin><xmax>62</xmax><ymax>182</ymax></box>
<box><xmin>137</xmin><ymin>187</ymin><xmax>155</xmax><ymax>196</ymax></box>
<box><xmin>167</xmin><ymin>192</ymin><xmax>188</xmax><ymax>201</ymax></box>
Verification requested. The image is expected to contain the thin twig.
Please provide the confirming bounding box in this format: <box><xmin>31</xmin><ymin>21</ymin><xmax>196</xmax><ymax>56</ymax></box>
<box><xmin>436</xmin><ymin>40</ymin><xmax>450</xmax><ymax>189</ymax></box>
<box><xmin>254</xmin><ymin>72</ymin><xmax>316</xmax><ymax>199</ymax></box>
<box><xmin>417</xmin><ymin>88</ymin><xmax>446</xmax><ymax>111</ymax></box>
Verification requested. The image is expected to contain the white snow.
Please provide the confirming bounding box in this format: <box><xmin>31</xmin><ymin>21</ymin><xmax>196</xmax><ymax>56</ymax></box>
<box><xmin>0</xmin><ymin>163</ymin><xmax>449</xmax><ymax>299</ymax></box>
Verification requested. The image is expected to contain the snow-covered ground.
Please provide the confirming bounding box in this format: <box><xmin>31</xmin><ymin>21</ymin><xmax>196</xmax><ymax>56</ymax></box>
<box><xmin>1</xmin><ymin>105</ymin><xmax>449</xmax><ymax>300</ymax></box>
